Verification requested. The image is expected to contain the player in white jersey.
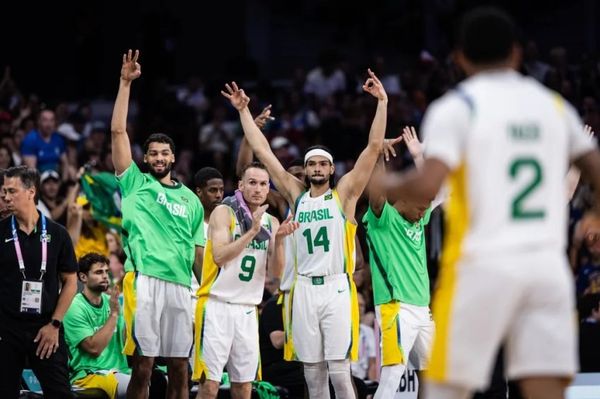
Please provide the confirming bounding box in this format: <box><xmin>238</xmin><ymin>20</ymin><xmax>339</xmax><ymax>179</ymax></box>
<box><xmin>191</xmin><ymin>167</ymin><xmax>224</xmax><ymax>373</ymax></box>
<box><xmin>192</xmin><ymin>167</ymin><xmax>225</xmax><ymax>298</ymax></box>
<box><xmin>388</xmin><ymin>7</ymin><xmax>600</xmax><ymax>399</ymax></box>
<box><xmin>222</xmin><ymin>71</ymin><xmax>387</xmax><ymax>399</ymax></box>
<box><xmin>193</xmin><ymin>162</ymin><xmax>299</xmax><ymax>399</ymax></box>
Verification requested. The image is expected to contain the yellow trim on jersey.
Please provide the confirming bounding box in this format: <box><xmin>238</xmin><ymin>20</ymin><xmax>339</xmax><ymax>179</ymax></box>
<box><xmin>73</xmin><ymin>373</ymin><xmax>118</xmax><ymax>399</ymax></box>
<box><xmin>348</xmin><ymin>274</ymin><xmax>360</xmax><ymax>361</ymax></box>
<box><xmin>552</xmin><ymin>92</ymin><xmax>565</xmax><ymax>116</ymax></box>
<box><xmin>192</xmin><ymin>295</ymin><xmax>210</xmax><ymax>382</ymax></box>
<box><xmin>380</xmin><ymin>301</ymin><xmax>404</xmax><ymax>366</ymax></box>
<box><xmin>122</xmin><ymin>271</ymin><xmax>138</xmax><ymax>356</ymax></box>
<box><xmin>345</xmin><ymin>220</ymin><xmax>360</xmax><ymax>361</ymax></box>
<box><xmin>197</xmin><ymin>238</ymin><xmax>221</xmax><ymax>298</ymax></box>
<box><xmin>333</xmin><ymin>188</ymin><xmax>360</xmax><ymax>360</ymax></box>
<box><xmin>282</xmin><ymin>291</ymin><xmax>297</xmax><ymax>361</ymax></box>
<box><xmin>255</xmin><ymin>308</ymin><xmax>263</xmax><ymax>381</ymax></box>
<box><xmin>425</xmin><ymin>162</ymin><xmax>470</xmax><ymax>382</ymax></box>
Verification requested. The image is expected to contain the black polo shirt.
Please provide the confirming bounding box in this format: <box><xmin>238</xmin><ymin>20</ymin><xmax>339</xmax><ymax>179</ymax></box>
<box><xmin>259</xmin><ymin>295</ymin><xmax>284</xmax><ymax>368</ymax></box>
<box><xmin>0</xmin><ymin>213</ymin><xmax>78</xmax><ymax>326</ymax></box>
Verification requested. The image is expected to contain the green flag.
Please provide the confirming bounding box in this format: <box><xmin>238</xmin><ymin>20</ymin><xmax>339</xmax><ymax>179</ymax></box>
<box><xmin>80</xmin><ymin>172</ymin><xmax>122</xmax><ymax>231</ymax></box>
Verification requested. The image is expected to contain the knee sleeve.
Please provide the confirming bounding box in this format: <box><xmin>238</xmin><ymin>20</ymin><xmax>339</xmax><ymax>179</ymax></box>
<box><xmin>327</xmin><ymin>359</ymin><xmax>355</xmax><ymax>399</ymax></box>
<box><xmin>304</xmin><ymin>362</ymin><xmax>330</xmax><ymax>399</ymax></box>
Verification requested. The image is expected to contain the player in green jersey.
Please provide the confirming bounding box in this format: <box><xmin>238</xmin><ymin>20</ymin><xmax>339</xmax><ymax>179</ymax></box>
<box><xmin>64</xmin><ymin>253</ymin><xmax>130</xmax><ymax>399</ymax></box>
<box><xmin>364</xmin><ymin>127</ymin><xmax>442</xmax><ymax>398</ymax></box>
<box><xmin>111</xmin><ymin>49</ymin><xmax>205</xmax><ymax>399</ymax></box>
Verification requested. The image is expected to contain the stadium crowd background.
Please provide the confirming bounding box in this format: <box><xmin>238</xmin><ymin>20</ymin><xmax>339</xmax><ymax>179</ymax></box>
<box><xmin>2</xmin><ymin>0</ymin><xmax>600</xmax><ymax>396</ymax></box>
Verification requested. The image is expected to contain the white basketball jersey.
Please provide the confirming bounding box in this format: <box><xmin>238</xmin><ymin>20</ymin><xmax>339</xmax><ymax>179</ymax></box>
<box><xmin>191</xmin><ymin>221</ymin><xmax>209</xmax><ymax>296</ymax></box>
<box><xmin>423</xmin><ymin>70</ymin><xmax>595</xmax><ymax>260</ymax></box>
<box><xmin>200</xmin><ymin>209</ymin><xmax>272</xmax><ymax>305</ymax></box>
<box><xmin>293</xmin><ymin>188</ymin><xmax>356</xmax><ymax>276</ymax></box>
<box><xmin>279</xmin><ymin>209</ymin><xmax>296</xmax><ymax>291</ymax></box>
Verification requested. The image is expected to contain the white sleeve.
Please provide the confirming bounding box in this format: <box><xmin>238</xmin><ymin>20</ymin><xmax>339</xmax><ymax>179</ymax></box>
<box><xmin>365</xmin><ymin>326</ymin><xmax>377</xmax><ymax>358</ymax></box>
<box><xmin>422</xmin><ymin>91</ymin><xmax>472</xmax><ymax>171</ymax></box>
<box><xmin>564</xmin><ymin>102</ymin><xmax>595</xmax><ymax>160</ymax></box>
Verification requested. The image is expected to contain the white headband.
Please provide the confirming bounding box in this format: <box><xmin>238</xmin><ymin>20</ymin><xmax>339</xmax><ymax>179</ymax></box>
<box><xmin>304</xmin><ymin>149</ymin><xmax>333</xmax><ymax>165</ymax></box>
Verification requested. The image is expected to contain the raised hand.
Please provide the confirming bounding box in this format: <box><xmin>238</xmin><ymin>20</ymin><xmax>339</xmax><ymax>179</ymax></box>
<box><xmin>68</xmin><ymin>202</ymin><xmax>83</xmax><ymax>220</ymax></box>
<box><xmin>121</xmin><ymin>49</ymin><xmax>141</xmax><ymax>82</ymax></box>
<box><xmin>276</xmin><ymin>213</ymin><xmax>300</xmax><ymax>238</ymax></box>
<box><xmin>109</xmin><ymin>285</ymin><xmax>120</xmax><ymax>316</ymax></box>
<box><xmin>584</xmin><ymin>124</ymin><xmax>595</xmax><ymax>139</ymax></box>
<box><xmin>221</xmin><ymin>81</ymin><xmax>250</xmax><ymax>111</ymax></box>
<box><xmin>362</xmin><ymin>68</ymin><xmax>388</xmax><ymax>102</ymax></box>
<box><xmin>402</xmin><ymin>126</ymin><xmax>423</xmax><ymax>159</ymax></box>
<box><xmin>382</xmin><ymin>135</ymin><xmax>403</xmax><ymax>161</ymax></box>
<box><xmin>251</xmin><ymin>204</ymin><xmax>269</xmax><ymax>233</ymax></box>
<box><xmin>254</xmin><ymin>104</ymin><xmax>274</xmax><ymax>130</ymax></box>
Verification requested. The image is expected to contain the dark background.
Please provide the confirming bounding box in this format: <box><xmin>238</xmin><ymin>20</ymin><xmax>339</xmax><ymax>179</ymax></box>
<box><xmin>1</xmin><ymin>0</ymin><xmax>598</xmax><ymax>102</ymax></box>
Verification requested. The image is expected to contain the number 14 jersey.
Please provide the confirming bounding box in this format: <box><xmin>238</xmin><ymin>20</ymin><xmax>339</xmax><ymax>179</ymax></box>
<box><xmin>199</xmin><ymin>208</ymin><xmax>272</xmax><ymax>305</ymax></box>
<box><xmin>293</xmin><ymin>188</ymin><xmax>357</xmax><ymax>276</ymax></box>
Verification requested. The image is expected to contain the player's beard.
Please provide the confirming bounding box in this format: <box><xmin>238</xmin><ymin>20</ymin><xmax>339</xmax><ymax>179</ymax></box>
<box><xmin>89</xmin><ymin>281</ymin><xmax>109</xmax><ymax>294</ymax></box>
<box><xmin>149</xmin><ymin>162</ymin><xmax>173</xmax><ymax>179</ymax></box>
<box><xmin>308</xmin><ymin>175</ymin><xmax>329</xmax><ymax>187</ymax></box>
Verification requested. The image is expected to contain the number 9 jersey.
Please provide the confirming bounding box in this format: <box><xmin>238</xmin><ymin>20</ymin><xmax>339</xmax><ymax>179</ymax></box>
<box><xmin>198</xmin><ymin>207</ymin><xmax>272</xmax><ymax>305</ymax></box>
<box><xmin>422</xmin><ymin>70</ymin><xmax>595</xmax><ymax>260</ymax></box>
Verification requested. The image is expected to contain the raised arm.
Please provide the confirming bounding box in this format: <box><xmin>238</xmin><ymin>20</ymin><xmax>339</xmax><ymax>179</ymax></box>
<box><xmin>222</xmin><ymin>82</ymin><xmax>304</xmax><ymax>207</ymax></box>
<box><xmin>235</xmin><ymin>105</ymin><xmax>273</xmax><ymax>177</ymax></box>
<box><xmin>210</xmin><ymin>204</ymin><xmax>269</xmax><ymax>266</ymax></box>
<box><xmin>402</xmin><ymin>126</ymin><xmax>425</xmax><ymax>169</ymax></box>
<box><xmin>367</xmin><ymin>156</ymin><xmax>388</xmax><ymax>216</ymax></box>
<box><xmin>337</xmin><ymin>69</ymin><xmax>387</xmax><ymax>210</ymax></box>
<box><xmin>111</xmin><ymin>49</ymin><xmax>141</xmax><ymax>175</ymax></box>
<box><xmin>367</xmin><ymin>134</ymin><xmax>404</xmax><ymax>215</ymax></box>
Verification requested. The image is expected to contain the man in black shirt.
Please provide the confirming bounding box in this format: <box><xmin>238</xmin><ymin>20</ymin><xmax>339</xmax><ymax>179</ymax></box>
<box><xmin>259</xmin><ymin>294</ymin><xmax>306</xmax><ymax>399</ymax></box>
<box><xmin>0</xmin><ymin>166</ymin><xmax>78</xmax><ymax>398</ymax></box>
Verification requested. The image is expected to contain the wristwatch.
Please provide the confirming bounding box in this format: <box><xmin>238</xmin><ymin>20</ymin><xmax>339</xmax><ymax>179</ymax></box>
<box><xmin>51</xmin><ymin>319</ymin><xmax>62</xmax><ymax>328</ymax></box>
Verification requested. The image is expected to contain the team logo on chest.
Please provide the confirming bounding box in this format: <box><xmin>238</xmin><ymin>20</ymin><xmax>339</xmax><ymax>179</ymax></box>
<box><xmin>404</xmin><ymin>225</ymin><xmax>423</xmax><ymax>243</ymax></box>
<box><xmin>156</xmin><ymin>192</ymin><xmax>188</xmax><ymax>217</ymax></box>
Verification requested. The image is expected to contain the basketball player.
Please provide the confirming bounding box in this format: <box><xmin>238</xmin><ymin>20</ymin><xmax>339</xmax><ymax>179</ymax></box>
<box><xmin>193</xmin><ymin>162</ymin><xmax>298</xmax><ymax>399</ymax></box>
<box><xmin>387</xmin><ymin>7</ymin><xmax>600</xmax><ymax>399</ymax></box>
<box><xmin>221</xmin><ymin>70</ymin><xmax>388</xmax><ymax>398</ymax></box>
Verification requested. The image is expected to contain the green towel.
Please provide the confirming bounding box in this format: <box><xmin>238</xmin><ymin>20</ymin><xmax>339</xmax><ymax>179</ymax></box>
<box><xmin>252</xmin><ymin>380</ymin><xmax>280</xmax><ymax>399</ymax></box>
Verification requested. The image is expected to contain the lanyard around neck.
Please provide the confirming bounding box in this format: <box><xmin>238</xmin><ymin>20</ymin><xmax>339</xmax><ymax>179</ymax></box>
<box><xmin>11</xmin><ymin>214</ymin><xmax>47</xmax><ymax>280</ymax></box>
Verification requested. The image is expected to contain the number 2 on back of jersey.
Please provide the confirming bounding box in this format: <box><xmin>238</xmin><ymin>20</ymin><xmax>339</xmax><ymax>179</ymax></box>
<box><xmin>509</xmin><ymin>157</ymin><xmax>545</xmax><ymax>220</ymax></box>
<box><xmin>302</xmin><ymin>226</ymin><xmax>330</xmax><ymax>254</ymax></box>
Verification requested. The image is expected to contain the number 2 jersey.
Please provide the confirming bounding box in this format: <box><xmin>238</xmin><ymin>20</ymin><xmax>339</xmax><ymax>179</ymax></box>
<box><xmin>293</xmin><ymin>188</ymin><xmax>357</xmax><ymax>276</ymax></box>
<box><xmin>198</xmin><ymin>207</ymin><xmax>273</xmax><ymax>305</ymax></box>
<box><xmin>422</xmin><ymin>70</ymin><xmax>595</xmax><ymax>260</ymax></box>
